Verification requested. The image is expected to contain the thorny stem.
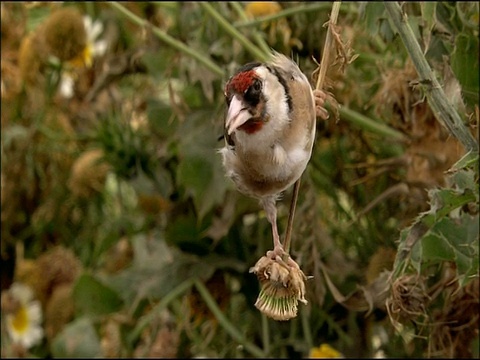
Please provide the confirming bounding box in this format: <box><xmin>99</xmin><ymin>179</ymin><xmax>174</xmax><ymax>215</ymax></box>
<box><xmin>384</xmin><ymin>2</ymin><xmax>478</xmax><ymax>153</ymax></box>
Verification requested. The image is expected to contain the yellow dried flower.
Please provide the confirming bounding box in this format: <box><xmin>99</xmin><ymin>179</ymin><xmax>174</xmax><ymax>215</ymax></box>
<box><xmin>250</xmin><ymin>255</ymin><xmax>308</xmax><ymax>321</ymax></box>
<box><xmin>44</xmin><ymin>7</ymin><xmax>87</xmax><ymax>62</ymax></box>
<box><xmin>245</xmin><ymin>2</ymin><xmax>282</xmax><ymax>18</ymax></box>
<box><xmin>309</xmin><ymin>343</ymin><xmax>343</xmax><ymax>358</ymax></box>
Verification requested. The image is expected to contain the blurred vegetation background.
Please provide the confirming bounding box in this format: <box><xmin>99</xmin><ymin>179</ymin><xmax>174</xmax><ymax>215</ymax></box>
<box><xmin>1</xmin><ymin>2</ymin><xmax>478</xmax><ymax>358</ymax></box>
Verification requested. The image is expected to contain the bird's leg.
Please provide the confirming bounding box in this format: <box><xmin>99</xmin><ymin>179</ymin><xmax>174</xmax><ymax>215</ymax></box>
<box><xmin>261</xmin><ymin>197</ymin><xmax>300</xmax><ymax>269</ymax></box>
<box><xmin>313</xmin><ymin>89</ymin><xmax>329</xmax><ymax>120</ymax></box>
<box><xmin>261</xmin><ymin>197</ymin><xmax>282</xmax><ymax>251</ymax></box>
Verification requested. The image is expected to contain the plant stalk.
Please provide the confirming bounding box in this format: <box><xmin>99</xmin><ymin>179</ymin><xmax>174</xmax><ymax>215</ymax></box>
<box><xmin>316</xmin><ymin>1</ymin><xmax>342</xmax><ymax>90</ymax></box>
<box><xmin>109</xmin><ymin>2</ymin><xmax>224</xmax><ymax>77</ymax></box>
<box><xmin>229</xmin><ymin>2</ymin><xmax>272</xmax><ymax>56</ymax></box>
<box><xmin>283</xmin><ymin>1</ymin><xmax>342</xmax><ymax>254</ymax></box>
<box><xmin>200</xmin><ymin>3</ymin><xmax>269</xmax><ymax>62</ymax></box>
<box><xmin>194</xmin><ymin>278</ymin><xmax>266</xmax><ymax>358</ymax></box>
<box><xmin>384</xmin><ymin>2</ymin><xmax>478</xmax><ymax>152</ymax></box>
<box><xmin>234</xmin><ymin>3</ymin><xmax>352</xmax><ymax>28</ymax></box>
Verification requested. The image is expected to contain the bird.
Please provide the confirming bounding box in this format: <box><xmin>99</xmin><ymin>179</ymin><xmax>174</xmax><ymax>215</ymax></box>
<box><xmin>220</xmin><ymin>51</ymin><xmax>329</xmax><ymax>268</ymax></box>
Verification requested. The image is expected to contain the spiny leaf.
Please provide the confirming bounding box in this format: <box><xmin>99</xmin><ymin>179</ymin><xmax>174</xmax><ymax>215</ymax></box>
<box><xmin>73</xmin><ymin>273</ymin><xmax>124</xmax><ymax>316</ymax></box>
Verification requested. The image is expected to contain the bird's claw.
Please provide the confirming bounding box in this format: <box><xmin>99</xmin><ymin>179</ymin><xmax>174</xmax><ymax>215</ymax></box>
<box><xmin>266</xmin><ymin>246</ymin><xmax>300</xmax><ymax>270</ymax></box>
<box><xmin>313</xmin><ymin>89</ymin><xmax>329</xmax><ymax>120</ymax></box>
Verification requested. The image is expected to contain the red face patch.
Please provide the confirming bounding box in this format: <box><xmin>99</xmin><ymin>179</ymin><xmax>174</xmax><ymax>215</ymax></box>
<box><xmin>227</xmin><ymin>70</ymin><xmax>257</xmax><ymax>94</ymax></box>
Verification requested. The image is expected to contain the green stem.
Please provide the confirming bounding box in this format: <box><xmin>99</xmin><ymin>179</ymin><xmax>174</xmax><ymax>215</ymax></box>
<box><xmin>234</xmin><ymin>3</ymin><xmax>353</xmax><ymax>28</ymax></box>
<box><xmin>127</xmin><ymin>278</ymin><xmax>194</xmax><ymax>346</ymax></box>
<box><xmin>384</xmin><ymin>2</ymin><xmax>478</xmax><ymax>152</ymax></box>
<box><xmin>109</xmin><ymin>2</ymin><xmax>224</xmax><ymax>77</ymax></box>
<box><xmin>301</xmin><ymin>306</ymin><xmax>313</xmax><ymax>350</ymax></box>
<box><xmin>338</xmin><ymin>106</ymin><xmax>408</xmax><ymax>141</ymax></box>
<box><xmin>200</xmin><ymin>2</ymin><xmax>269</xmax><ymax>62</ymax></box>
<box><xmin>229</xmin><ymin>1</ymin><xmax>271</xmax><ymax>56</ymax></box>
<box><xmin>193</xmin><ymin>278</ymin><xmax>266</xmax><ymax>358</ymax></box>
<box><xmin>261</xmin><ymin>313</ymin><xmax>271</xmax><ymax>355</ymax></box>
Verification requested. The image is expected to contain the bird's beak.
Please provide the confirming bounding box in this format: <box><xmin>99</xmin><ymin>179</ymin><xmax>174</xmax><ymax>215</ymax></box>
<box><xmin>226</xmin><ymin>96</ymin><xmax>251</xmax><ymax>135</ymax></box>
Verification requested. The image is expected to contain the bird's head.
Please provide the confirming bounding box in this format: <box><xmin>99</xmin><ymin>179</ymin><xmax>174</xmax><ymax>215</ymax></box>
<box><xmin>224</xmin><ymin>52</ymin><xmax>308</xmax><ymax>140</ymax></box>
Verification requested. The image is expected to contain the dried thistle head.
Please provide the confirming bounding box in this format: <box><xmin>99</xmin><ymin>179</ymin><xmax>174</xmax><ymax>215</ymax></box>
<box><xmin>44</xmin><ymin>7</ymin><xmax>86</xmax><ymax>62</ymax></box>
<box><xmin>15</xmin><ymin>246</ymin><xmax>82</xmax><ymax>307</ymax></box>
<box><xmin>386</xmin><ymin>274</ymin><xmax>430</xmax><ymax>327</ymax></box>
<box><xmin>250</xmin><ymin>255</ymin><xmax>308</xmax><ymax>321</ymax></box>
<box><xmin>428</xmin><ymin>277</ymin><xmax>479</xmax><ymax>358</ymax></box>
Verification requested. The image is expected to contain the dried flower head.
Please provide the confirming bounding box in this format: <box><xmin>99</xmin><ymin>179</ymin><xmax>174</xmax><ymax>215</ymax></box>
<box><xmin>15</xmin><ymin>246</ymin><xmax>82</xmax><ymax>307</ymax></box>
<box><xmin>250</xmin><ymin>255</ymin><xmax>308</xmax><ymax>321</ymax></box>
<box><xmin>309</xmin><ymin>343</ymin><xmax>343</xmax><ymax>358</ymax></box>
<box><xmin>245</xmin><ymin>2</ymin><xmax>282</xmax><ymax>18</ymax></box>
<box><xmin>44</xmin><ymin>7</ymin><xmax>86</xmax><ymax>62</ymax></box>
<box><xmin>386</xmin><ymin>274</ymin><xmax>430</xmax><ymax>328</ymax></box>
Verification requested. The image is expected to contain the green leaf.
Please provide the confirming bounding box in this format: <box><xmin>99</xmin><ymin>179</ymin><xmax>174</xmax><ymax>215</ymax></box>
<box><xmin>146</xmin><ymin>98</ymin><xmax>176</xmax><ymax>139</ymax></box>
<box><xmin>73</xmin><ymin>273</ymin><xmax>124</xmax><ymax>316</ymax></box>
<box><xmin>178</xmin><ymin>155</ymin><xmax>213</xmax><ymax>202</ymax></box>
<box><xmin>165</xmin><ymin>212</ymin><xmax>211</xmax><ymax>253</ymax></box>
<box><xmin>420</xmin><ymin>2</ymin><xmax>437</xmax><ymax>52</ymax></box>
<box><xmin>104</xmin><ymin>234</ymin><xmax>217</xmax><ymax>305</ymax></box>
<box><xmin>176</xmin><ymin>109</ymin><xmax>228</xmax><ymax>219</ymax></box>
<box><xmin>51</xmin><ymin>317</ymin><xmax>102</xmax><ymax>358</ymax></box>
<box><xmin>449</xmin><ymin>150</ymin><xmax>479</xmax><ymax>172</ymax></box>
<box><xmin>362</xmin><ymin>2</ymin><xmax>386</xmax><ymax>36</ymax></box>
<box><xmin>422</xmin><ymin>215</ymin><xmax>479</xmax><ymax>284</ymax></box>
<box><xmin>425</xmin><ymin>187</ymin><xmax>476</xmax><ymax>223</ymax></box>
<box><xmin>26</xmin><ymin>5</ymin><xmax>51</xmax><ymax>33</ymax></box>
<box><xmin>449</xmin><ymin>169</ymin><xmax>477</xmax><ymax>194</ymax></box>
<box><xmin>451</xmin><ymin>33</ymin><xmax>480</xmax><ymax>106</ymax></box>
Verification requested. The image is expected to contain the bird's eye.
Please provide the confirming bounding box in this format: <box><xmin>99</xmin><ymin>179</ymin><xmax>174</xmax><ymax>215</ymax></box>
<box><xmin>252</xmin><ymin>80</ymin><xmax>261</xmax><ymax>92</ymax></box>
<box><xmin>243</xmin><ymin>79</ymin><xmax>262</xmax><ymax>106</ymax></box>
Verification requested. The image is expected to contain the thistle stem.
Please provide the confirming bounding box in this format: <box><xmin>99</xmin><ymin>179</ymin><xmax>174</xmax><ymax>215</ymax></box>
<box><xmin>384</xmin><ymin>2</ymin><xmax>478</xmax><ymax>152</ymax></box>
